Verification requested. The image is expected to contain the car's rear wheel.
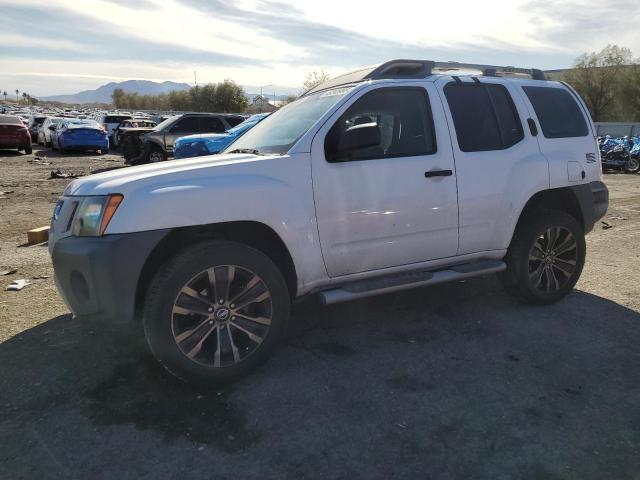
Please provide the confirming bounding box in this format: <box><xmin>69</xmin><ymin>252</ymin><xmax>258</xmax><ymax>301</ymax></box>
<box><xmin>143</xmin><ymin>241</ymin><xmax>290</xmax><ymax>385</ymax></box>
<box><xmin>23</xmin><ymin>146</ymin><xmax>32</xmax><ymax>154</ymax></box>
<box><xmin>625</xmin><ymin>157</ymin><xmax>640</xmax><ymax>174</ymax></box>
<box><xmin>501</xmin><ymin>210</ymin><xmax>585</xmax><ymax>305</ymax></box>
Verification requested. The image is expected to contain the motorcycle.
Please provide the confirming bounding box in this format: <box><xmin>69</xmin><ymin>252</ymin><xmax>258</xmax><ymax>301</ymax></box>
<box><xmin>599</xmin><ymin>138</ymin><xmax>640</xmax><ymax>174</ymax></box>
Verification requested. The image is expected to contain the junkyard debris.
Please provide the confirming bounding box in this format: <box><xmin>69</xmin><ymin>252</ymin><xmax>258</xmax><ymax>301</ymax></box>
<box><xmin>27</xmin><ymin>226</ymin><xmax>50</xmax><ymax>245</ymax></box>
<box><xmin>49</xmin><ymin>169</ymin><xmax>78</xmax><ymax>179</ymax></box>
<box><xmin>6</xmin><ymin>279</ymin><xmax>32</xmax><ymax>291</ymax></box>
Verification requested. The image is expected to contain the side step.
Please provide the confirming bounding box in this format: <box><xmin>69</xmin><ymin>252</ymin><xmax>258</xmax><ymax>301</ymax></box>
<box><xmin>319</xmin><ymin>260</ymin><xmax>506</xmax><ymax>305</ymax></box>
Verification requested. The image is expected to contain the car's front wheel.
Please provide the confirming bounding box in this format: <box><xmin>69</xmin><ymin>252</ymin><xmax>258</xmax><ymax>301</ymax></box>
<box><xmin>143</xmin><ymin>241</ymin><xmax>291</xmax><ymax>385</ymax></box>
<box><xmin>502</xmin><ymin>210</ymin><xmax>586</xmax><ymax>305</ymax></box>
<box><xmin>146</xmin><ymin>145</ymin><xmax>167</xmax><ymax>163</ymax></box>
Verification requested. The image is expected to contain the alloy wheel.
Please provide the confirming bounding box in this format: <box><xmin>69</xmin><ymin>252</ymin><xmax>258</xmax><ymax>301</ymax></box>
<box><xmin>149</xmin><ymin>151</ymin><xmax>164</xmax><ymax>162</ymax></box>
<box><xmin>527</xmin><ymin>227</ymin><xmax>577</xmax><ymax>293</ymax></box>
<box><xmin>171</xmin><ymin>265</ymin><xmax>273</xmax><ymax>368</ymax></box>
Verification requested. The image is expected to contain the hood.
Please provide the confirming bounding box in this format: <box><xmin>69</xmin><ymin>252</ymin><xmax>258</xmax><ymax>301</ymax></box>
<box><xmin>64</xmin><ymin>153</ymin><xmax>282</xmax><ymax>196</ymax></box>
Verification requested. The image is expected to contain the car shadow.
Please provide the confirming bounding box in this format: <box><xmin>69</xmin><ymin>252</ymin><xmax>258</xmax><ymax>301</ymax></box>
<box><xmin>1</xmin><ymin>278</ymin><xmax>639</xmax><ymax>479</ymax></box>
<box><xmin>0</xmin><ymin>149</ymin><xmax>27</xmax><ymax>157</ymax></box>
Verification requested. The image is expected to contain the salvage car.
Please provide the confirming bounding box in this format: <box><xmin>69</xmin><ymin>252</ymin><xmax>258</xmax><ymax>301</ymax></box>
<box><xmin>94</xmin><ymin>113</ymin><xmax>133</xmax><ymax>143</ymax></box>
<box><xmin>135</xmin><ymin>113</ymin><xmax>245</xmax><ymax>164</ymax></box>
<box><xmin>112</xmin><ymin>118</ymin><xmax>157</xmax><ymax>148</ymax></box>
<box><xmin>173</xmin><ymin>113</ymin><xmax>269</xmax><ymax>159</ymax></box>
<box><xmin>0</xmin><ymin>114</ymin><xmax>32</xmax><ymax>154</ymax></box>
<box><xmin>38</xmin><ymin>116</ymin><xmax>64</xmax><ymax>146</ymax></box>
<box><xmin>27</xmin><ymin>115</ymin><xmax>47</xmax><ymax>142</ymax></box>
<box><xmin>53</xmin><ymin>119</ymin><xmax>109</xmax><ymax>154</ymax></box>
<box><xmin>49</xmin><ymin>59</ymin><xmax>608</xmax><ymax>385</ymax></box>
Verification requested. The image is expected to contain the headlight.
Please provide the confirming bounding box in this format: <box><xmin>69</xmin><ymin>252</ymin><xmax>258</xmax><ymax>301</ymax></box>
<box><xmin>71</xmin><ymin>194</ymin><xmax>123</xmax><ymax>237</ymax></box>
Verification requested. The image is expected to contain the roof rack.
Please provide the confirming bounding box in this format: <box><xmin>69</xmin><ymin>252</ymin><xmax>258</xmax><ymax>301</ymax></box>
<box><xmin>304</xmin><ymin>59</ymin><xmax>546</xmax><ymax>95</ymax></box>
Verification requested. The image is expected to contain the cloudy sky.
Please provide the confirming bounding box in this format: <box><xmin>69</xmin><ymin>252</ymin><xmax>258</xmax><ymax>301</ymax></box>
<box><xmin>1</xmin><ymin>0</ymin><xmax>639</xmax><ymax>97</ymax></box>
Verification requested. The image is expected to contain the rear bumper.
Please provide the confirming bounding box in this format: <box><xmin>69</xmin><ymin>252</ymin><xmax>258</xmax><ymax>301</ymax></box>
<box><xmin>61</xmin><ymin>138</ymin><xmax>109</xmax><ymax>149</ymax></box>
<box><xmin>0</xmin><ymin>137</ymin><xmax>30</xmax><ymax>149</ymax></box>
<box><xmin>51</xmin><ymin>229</ymin><xmax>169</xmax><ymax>322</ymax></box>
<box><xmin>0</xmin><ymin>143</ymin><xmax>29</xmax><ymax>149</ymax></box>
<box><xmin>570</xmin><ymin>181</ymin><xmax>609</xmax><ymax>233</ymax></box>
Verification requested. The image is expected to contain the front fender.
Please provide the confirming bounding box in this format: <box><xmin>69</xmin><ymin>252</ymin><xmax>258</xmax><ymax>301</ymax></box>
<box><xmin>105</xmin><ymin>154</ymin><xmax>327</xmax><ymax>293</ymax></box>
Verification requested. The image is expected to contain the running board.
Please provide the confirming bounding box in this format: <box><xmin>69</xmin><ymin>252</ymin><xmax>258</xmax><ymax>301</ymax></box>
<box><xmin>319</xmin><ymin>260</ymin><xmax>506</xmax><ymax>305</ymax></box>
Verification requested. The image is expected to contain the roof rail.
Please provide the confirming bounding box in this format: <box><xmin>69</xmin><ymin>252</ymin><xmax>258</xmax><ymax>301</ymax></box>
<box><xmin>431</xmin><ymin>61</ymin><xmax>546</xmax><ymax>80</ymax></box>
<box><xmin>304</xmin><ymin>59</ymin><xmax>545</xmax><ymax>95</ymax></box>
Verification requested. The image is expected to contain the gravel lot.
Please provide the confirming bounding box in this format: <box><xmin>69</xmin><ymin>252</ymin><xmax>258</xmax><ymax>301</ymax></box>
<box><xmin>1</xmin><ymin>147</ymin><xmax>639</xmax><ymax>479</ymax></box>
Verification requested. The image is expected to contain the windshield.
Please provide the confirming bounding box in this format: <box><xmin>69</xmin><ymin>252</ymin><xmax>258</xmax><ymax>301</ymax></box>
<box><xmin>224</xmin><ymin>88</ymin><xmax>352</xmax><ymax>154</ymax></box>
<box><xmin>153</xmin><ymin>116</ymin><xmax>178</xmax><ymax>131</ymax></box>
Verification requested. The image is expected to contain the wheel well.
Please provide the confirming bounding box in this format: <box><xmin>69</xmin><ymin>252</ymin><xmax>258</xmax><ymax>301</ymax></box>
<box><xmin>517</xmin><ymin>187</ymin><xmax>585</xmax><ymax>232</ymax></box>
<box><xmin>134</xmin><ymin>221</ymin><xmax>298</xmax><ymax>318</ymax></box>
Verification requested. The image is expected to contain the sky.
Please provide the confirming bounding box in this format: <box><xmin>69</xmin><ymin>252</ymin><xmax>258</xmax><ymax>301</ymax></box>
<box><xmin>1</xmin><ymin>0</ymin><xmax>639</xmax><ymax>97</ymax></box>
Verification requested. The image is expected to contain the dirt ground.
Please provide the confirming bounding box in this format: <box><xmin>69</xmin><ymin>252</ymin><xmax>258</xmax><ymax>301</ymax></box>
<box><xmin>1</xmin><ymin>147</ymin><xmax>639</xmax><ymax>479</ymax></box>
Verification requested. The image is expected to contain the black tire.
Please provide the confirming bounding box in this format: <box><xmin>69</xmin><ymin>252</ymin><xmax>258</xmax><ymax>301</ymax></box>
<box><xmin>501</xmin><ymin>210</ymin><xmax>586</xmax><ymax>305</ymax></box>
<box><xmin>625</xmin><ymin>157</ymin><xmax>640</xmax><ymax>174</ymax></box>
<box><xmin>23</xmin><ymin>146</ymin><xmax>32</xmax><ymax>155</ymax></box>
<box><xmin>146</xmin><ymin>145</ymin><xmax>167</xmax><ymax>163</ymax></box>
<box><xmin>143</xmin><ymin>240</ymin><xmax>291</xmax><ymax>385</ymax></box>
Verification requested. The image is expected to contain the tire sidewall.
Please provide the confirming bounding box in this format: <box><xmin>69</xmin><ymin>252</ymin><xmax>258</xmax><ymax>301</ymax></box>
<box><xmin>143</xmin><ymin>241</ymin><xmax>290</xmax><ymax>384</ymax></box>
<box><xmin>508</xmin><ymin>211</ymin><xmax>586</xmax><ymax>304</ymax></box>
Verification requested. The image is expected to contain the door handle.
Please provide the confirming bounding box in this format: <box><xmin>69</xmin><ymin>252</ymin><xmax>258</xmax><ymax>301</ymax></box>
<box><xmin>424</xmin><ymin>169</ymin><xmax>453</xmax><ymax>178</ymax></box>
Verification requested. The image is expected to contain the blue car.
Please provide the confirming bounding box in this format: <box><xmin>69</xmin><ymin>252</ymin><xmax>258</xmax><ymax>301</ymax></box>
<box><xmin>173</xmin><ymin>113</ymin><xmax>269</xmax><ymax>159</ymax></box>
<box><xmin>55</xmin><ymin>120</ymin><xmax>109</xmax><ymax>154</ymax></box>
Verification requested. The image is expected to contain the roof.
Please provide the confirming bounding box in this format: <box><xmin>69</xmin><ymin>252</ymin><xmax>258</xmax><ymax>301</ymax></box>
<box><xmin>305</xmin><ymin>59</ymin><xmax>546</xmax><ymax>96</ymax></box>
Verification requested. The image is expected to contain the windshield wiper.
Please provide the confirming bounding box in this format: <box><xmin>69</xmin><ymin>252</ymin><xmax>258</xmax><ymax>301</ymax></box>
<box><xmin>227</xmin><ymin>148</ymin><xmax>261</xmax><ymax>155</ymax></box>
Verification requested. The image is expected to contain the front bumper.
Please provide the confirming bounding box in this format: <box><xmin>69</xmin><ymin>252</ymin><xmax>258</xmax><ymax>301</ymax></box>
<box><xmin>569</xmin><ymin>181</ymin><xmax>609</xmax><ymax>233</ymax></box>
<box><xmin>51</xmin><ymin>229</ymin><xmax>169</xmax><ymax>322</ymax></box>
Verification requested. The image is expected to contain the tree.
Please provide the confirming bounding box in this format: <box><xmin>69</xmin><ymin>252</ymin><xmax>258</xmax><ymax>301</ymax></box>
<box><xmin>22</xmin><ymin>92</ymin><xmax>28</xmax><ymax>105</ymax></box>
<box><xmin>303</xmin><ymin>70</ymin><xmax>330</xmax><ymax>92</ymax></box>
<box><xmin>564</xmin><ymin>45</ymin><xmax>632</xmax><ymax>121</ymax></box>
<box><xmin>213</xmin><ymin>79</ymin><xmax>248</xmax><ymax>113</ymax></box>
<box><xmin>618</xmin><ymin>64</ymin><xmax>640</xmax><ymax>122</ymax></box>
<box><xmin>15</xmin><ymin>89</ymin><xmax>19</xmax><ymax>103</ymax></box>
<box><xmin>282</xmin><ymin>94</ymin><xmax>298</xmax><ymax>105</ymax></box>
<box><xmin>111</xmin><ymin>88</ymin><xmax>127</xmax><ymax>108</ymax></box>
<box><xmin>2</xmin><ymin>91</ymin><xmax>7</xmax><ymax>102</ymax></box>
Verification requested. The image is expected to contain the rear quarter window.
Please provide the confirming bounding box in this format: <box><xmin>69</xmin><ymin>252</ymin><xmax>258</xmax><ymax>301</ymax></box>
<box><xmin>522</xmin><ymin>86</ymin><xmax>588</xmax><ymax>139</ymax></box>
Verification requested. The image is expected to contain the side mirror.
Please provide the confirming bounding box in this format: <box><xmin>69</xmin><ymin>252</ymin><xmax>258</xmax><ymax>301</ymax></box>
<box><xmin>337</xmin><ymin>123</ymin><xmax>381</xmax><ymax>154</ymax></box>
<box><xmin>49</xmin><ymin>125</ymin><xmax>57</xmax><ymax>131</ymax></box>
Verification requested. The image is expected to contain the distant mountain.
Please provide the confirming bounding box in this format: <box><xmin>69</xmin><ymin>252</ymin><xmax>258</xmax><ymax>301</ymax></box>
<box><xmin>41</xmin><ymin>80</ymin><xmax>192</xmax><ymax>104</ymax></box>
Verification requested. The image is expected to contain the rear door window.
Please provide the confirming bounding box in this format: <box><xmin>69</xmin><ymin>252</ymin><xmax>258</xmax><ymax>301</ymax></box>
<box><xmin>444</xmin><ymin>83</ymin><xmax>523</xmax><ymax>152</ymax></box>
<box><xmin>522</xmin><ymin>86</ymin><xmax>588</xmax><ymax>138</ymax></box>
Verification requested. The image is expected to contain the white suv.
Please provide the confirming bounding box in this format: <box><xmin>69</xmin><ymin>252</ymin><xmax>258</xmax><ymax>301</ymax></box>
<box><xmin>49</xmin><ymin>60</ymin><xmax>608</xmax><ymax>384</ymax></box>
